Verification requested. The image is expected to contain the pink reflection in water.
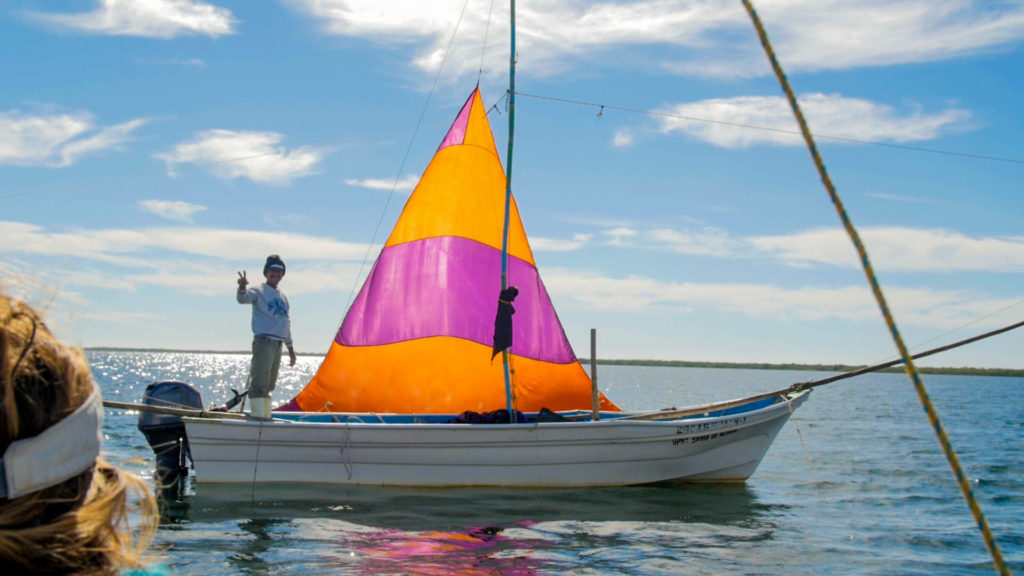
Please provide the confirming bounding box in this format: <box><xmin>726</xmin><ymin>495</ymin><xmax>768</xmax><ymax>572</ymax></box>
<box><xmin>355</xmin><ymin>522</ymin><xmax>544</xmax><ymax>575</ymax></box>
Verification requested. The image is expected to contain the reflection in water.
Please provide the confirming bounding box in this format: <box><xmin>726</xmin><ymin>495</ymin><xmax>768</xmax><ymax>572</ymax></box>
<box><xmin>154</xmin><ymin>481</ymin><xmax>775</xmax><ymax>574</ymax></box>
<box><xmin>160</xmin><ymin>481</ymin><xmax>768</xmax><ymax>528</ymax></box>
<box><xmin>351</xmin><ymin>523</ymin><xmax>542</xmax><ymax>575</ymax></box>
<box><xmin>231</xmin><ymin>518</ymin><xmax>286</xmax><ymax>574</ymax></box>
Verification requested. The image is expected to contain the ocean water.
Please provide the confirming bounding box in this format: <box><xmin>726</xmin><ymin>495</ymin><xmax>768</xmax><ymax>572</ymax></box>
<box><xmin>91</xmin><ymin>351</ymin><xmax>1023</xmax><ymax>575</ymax></box>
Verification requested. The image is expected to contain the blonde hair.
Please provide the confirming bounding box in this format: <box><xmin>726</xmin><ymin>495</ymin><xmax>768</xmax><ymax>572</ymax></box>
<box><xmin>0</xmin><ymin>294</ymin><xmax>159</xmax><ymax>575</ymax></box>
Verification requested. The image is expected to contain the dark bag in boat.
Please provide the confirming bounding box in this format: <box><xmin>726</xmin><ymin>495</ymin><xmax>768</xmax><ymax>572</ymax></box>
<box><xmin>448</xmin><ymin>408</ymin><xmax>525</xmax><ymax>424</ymax></box>
<box><xmin>451</xmin><ymin>410</ymin><xmax>486</xmax><ymax>423</ymax></box>
<box><xmin>537</xmin><ymin>407</ymin><xmax>567</xmax><ymax>422</ymax></box>
<box><xmin>485</xmin><ymin>408</ymin><xmax>524</xmax><ymax>423</ymax></box>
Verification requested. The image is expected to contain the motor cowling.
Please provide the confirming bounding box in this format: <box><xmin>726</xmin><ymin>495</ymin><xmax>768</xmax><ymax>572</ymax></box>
<box><xmin>137</xmin><ymin>381</ymin><xmax>203</xmax><ymax>484</ymax></box>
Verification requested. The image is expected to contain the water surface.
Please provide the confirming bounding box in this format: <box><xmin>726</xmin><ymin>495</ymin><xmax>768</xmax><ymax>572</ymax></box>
<box><xmin>93</xmin><ymin>351</ymin><xmax>1023</xmax><ymax>575</ymax></box>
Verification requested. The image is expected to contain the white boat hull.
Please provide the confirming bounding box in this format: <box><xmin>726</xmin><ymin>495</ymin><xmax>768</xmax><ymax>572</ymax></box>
<box><xmin>183</xmin><ymin>390</ymin><xmax>809</xmax><ymax>487</ymax></box>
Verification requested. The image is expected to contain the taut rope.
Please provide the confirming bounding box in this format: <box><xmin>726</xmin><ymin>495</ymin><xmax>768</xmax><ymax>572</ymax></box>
<box><xmin>740</xmin><ymin>2</ymin><xmax>1010</xmax><ymax>574</ymax></box>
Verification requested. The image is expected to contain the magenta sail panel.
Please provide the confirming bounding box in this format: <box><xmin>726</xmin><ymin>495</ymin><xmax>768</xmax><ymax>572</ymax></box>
<box><xmin>338</xmin><ymin>236</ymin><xmax>577</xmax><ymax>364</ymax></box>
<box><xmin>437</xmin><ymin>90</ymin><xmax>475</xmax><ymax>151</ymax></box>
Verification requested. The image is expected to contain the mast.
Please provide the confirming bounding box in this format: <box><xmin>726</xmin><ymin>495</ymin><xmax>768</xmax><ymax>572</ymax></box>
<box><xmin>499</xmin><ymin>0</ymin><xmax>517</xmax><ymax>419</ymax></box>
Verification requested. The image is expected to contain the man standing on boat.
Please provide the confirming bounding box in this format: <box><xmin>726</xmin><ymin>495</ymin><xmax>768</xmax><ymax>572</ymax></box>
<box><xmin>236</xmin><ymin>254</ymin><xmax>296</xmax><ymax>419</ymax></box>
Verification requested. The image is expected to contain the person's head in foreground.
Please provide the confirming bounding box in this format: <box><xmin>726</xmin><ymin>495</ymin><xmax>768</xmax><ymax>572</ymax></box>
<box><xmin>0</xmin><ymin>292</ymin><xmax>159</xmax><ymax>575</ymax></box>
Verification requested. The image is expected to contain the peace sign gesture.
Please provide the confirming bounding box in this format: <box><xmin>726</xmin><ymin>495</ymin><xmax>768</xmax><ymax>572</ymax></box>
<box><xmin>237</xmin><ymin>270</ymin><xmax>248</xmax><ymax>290</ymax></box>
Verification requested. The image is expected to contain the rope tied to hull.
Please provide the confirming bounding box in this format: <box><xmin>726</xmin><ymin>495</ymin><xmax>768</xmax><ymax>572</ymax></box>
<box><xmin>739</xmin><ymin>2</ymin><xmax>1010</xmax><ymax>574</ymax></box>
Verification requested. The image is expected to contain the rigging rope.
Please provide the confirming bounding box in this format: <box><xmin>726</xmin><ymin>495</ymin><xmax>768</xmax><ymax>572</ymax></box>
<box><xmin>0</xmin><ymin>129</ymin><xmax>446</xmax><ymax>202</ymax></box>
<box><xmin>739</xmin><ymin>2</ymin><xmax>1011</xmax><ymax>574</ymax></box>
<box><xmin>864</xmin><ymin>299</ymin><xmax>1024</xmax><ymax>370</ymax></box>
<box><xmin>341</xmin><ymin>0</ymin><xmax>476</xmax><ymax>325</ymax></box>
<box><xmin>477</xmin><ymin>0</ymin><xmax>497</xmax><ymax>85</ymax></box>
<box><xmin>250</xmin><ymin>420</ymin><xmax>264</xmax><ymax>506</ymax></box>
<box><xmin>513</xmin><ymin>91</ymin><xmax>1024</xmax><ymax>166</ymax></box>
<box><xmin>7</xmin><ymin>83</ymin><xmax>1019</xmax><ymax>203</ymax></box>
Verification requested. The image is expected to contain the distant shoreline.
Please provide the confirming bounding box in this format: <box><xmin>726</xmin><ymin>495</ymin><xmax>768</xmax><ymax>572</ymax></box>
<box><xmin>576</xmin><ymin>358</ymin><xmax>1024</xmax><ymax>378</ymax></box>
<box><xmin>84</xmin><ymin>347</ymin><xmax>1024</xmax><ymax>377</ymax></box>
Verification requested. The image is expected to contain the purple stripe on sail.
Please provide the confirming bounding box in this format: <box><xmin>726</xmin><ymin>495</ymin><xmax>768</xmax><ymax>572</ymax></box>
<box><xmin>437</xmin><ymin>91</ymin><xmax>474</xmax><ymax>151</ymax></box>
<box><xmin>338</xmin><ymin>236</ymin><xmax>577</xmax><ymax>364</ymax></box>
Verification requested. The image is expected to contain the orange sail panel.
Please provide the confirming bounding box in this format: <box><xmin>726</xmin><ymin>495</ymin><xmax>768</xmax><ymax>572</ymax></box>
<box><xmin>286</xmin><ymin>88</ymin><xmax>619</xmax><ymax>414</ymax></box>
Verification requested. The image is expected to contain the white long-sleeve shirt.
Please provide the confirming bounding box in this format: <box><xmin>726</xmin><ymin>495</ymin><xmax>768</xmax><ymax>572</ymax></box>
<box><xmin>237</xmin><ymin>283</ymin><xmax>293</xmax><ymax>347</ymax></box>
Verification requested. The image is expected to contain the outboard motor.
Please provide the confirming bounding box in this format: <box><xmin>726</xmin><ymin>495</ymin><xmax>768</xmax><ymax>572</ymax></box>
<box><xmin>137</xmin><ymin>381</ymin><xmax>203</xmax><ymax>484</ymax></box>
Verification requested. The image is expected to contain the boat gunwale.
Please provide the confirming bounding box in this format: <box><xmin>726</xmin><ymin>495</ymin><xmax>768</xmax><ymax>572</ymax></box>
<box><xmin>183</xmin><ymin>390</ymin><xmax>809</xmax><ymax>430</ymax></box>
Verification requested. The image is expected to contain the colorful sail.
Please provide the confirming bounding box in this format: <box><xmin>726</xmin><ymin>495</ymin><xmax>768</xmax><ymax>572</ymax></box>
<box><xmin>284</xmin><ymin>88</ymin><xmax>619</xmax><ymax>414</ymax></box>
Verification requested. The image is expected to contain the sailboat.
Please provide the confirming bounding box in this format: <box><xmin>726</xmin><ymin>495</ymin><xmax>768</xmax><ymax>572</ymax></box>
<box><xmin>153</xmin><ymin>0</ymin><xmax>813</xmax><ymax>487</ymax></box>
<box><xmin>175</xmin><ymin>83</ymin><xmax>809</xmax><ymax>486</ymax></box>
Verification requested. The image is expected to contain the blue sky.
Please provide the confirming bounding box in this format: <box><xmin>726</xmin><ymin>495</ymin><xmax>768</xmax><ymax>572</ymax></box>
<box><xmin>2</xmin><ymin>0</ymin><xmax>1023</xmax><ymax>369</ymax></box>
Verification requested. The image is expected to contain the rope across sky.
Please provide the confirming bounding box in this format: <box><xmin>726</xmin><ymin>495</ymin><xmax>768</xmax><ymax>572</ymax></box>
<box><xmin>514</xmin><ymin>91</ymin><xmax>1024</xmax><ymax>166</ymax></box>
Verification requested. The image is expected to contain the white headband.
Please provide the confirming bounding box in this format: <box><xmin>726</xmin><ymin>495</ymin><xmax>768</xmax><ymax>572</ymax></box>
<box><xmin>0</xmin><ymin>386</ymin><xmax>103</xmax><ymax>499</ymax></box>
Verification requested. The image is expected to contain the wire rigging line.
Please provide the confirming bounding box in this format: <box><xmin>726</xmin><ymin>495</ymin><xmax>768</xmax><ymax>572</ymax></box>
<box><xmin>515</xmin><ymin>91</ymin><xmax>1024</xmax><ymax>166</ymax></box>
<box><xmin>879</xmin><ymin>298</ymin><xmax>1024</xmax><ymax>367</ymax></box>
<box><xmin>0</xmin><ymin>127</ymin><xmax>452</xmax><ymax>202</ymax></box>
<box><xmin>6</xmin><ymin>88</ymin><xmax>1019</xmax><ymax>204</ymax></box>
<box><xmin>1</xmin><ymin>169</ymin><xmax>169</xmax><ymax>202</ymax></box>
<box><xmin>845</xmin><ymin>299</ymin><xmax>1024</xmax><ymax>374</ymax></box>
<box><xmin>477</xmin><ymin>0</ymin><xmax>498</xmax><ymax>85</ymax></box>
<box><xmin>621</xmin><ymin>317</ymin><xmax>1024</xmax><ymax>423</ymax></box>
<box><xmin>341</xmin><ymin>0</ymin><xmax>476</xmax><ymax>323</ymax></box>
<box><xmin>741</xmin><ymin>2</ymin><xmax>1011</xmax><ymax>575</ymax></box>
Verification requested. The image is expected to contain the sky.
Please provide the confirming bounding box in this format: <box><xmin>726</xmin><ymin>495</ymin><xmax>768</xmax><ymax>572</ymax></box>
<box><xmin>2</xmin><ymin>0</ymin><xmax>1023</xmax><ymax>370</ymax></box>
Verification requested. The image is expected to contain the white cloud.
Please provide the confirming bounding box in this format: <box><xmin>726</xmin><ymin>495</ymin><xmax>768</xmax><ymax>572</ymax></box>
<box><xmin>0</xmin><ymin>110</ymin><xmax>147</xmax><ymax>167</ymax></box>
<box><xmin>283</xmin><ymin>0</ymin><xmax>1024</xmax><ymax>80</ymax></box>
<box><xmin>156</xmin><ymin>130</ymin><xmax>324</xmax><ymax>185</ymax></box>
<box><xmin>59</xmin><ymin>269</ymin><xmax>141</xmax><ymax>292</ymax></box>
<box><xmin>0</xmin><ymin>221</ymin><xmax>382</xmax><ymax>301</ymax></box>
<box><xmin>604</xmin><ymin>227</ymin><xmax>638</xmax><ymax>247</ymax></box>
<box><xmin>532</xmin><ymin>233</ymin><xmax>592</xmax><ymax>252</ymax></box>
<box><xmin>0</xmin><ymin>222</ymin><xmax>162</xmax><ymax>268</ymax></box>
<box><xmin>285</xmin><ymin>0</ymin><xmax>734</xmax><ymax>79</ymax></box>
<box><xmin>863</xmin><ymin>192</ymin><xmax>934</xmax><ymax>204</ymax></box>
<box><xmin>0</xmin><ymin>221</ymin><xmax>372</xmax><ymax>264</ymax></box>
<box><xmin>28</xmin><ymin>0</ymin><xmax>236</xmax><ymax>39</ymax></box>
<box><xmin>587</xmin><ymin>223</ymin><xmax>1024</xmax><ymax>274</ymax></box>
<box><xmin>288</xmin><ymin>0</ymin><xmax>463</xmax><ymax>38</ymax></box>
<box><xmin>648</xmin><ymin>227</ymin><xmax>736</xmax><ymax>256</ymax></box>
<box><xmin>711</xmin><ymin>0</ymin><xmax>1024</xmax><ymax>77</ymax></box>
<box><xmin>138</xmin><ymin>199</ymin><xmax>207</xmax><ymax>223</ymax></box>
<box><xmin>749</xmin><ymin>227</ymin><xmax>1024</xmax><ymax>273</ymax></box>
<box><xmin>94</xmin><ymin>258</ymin><xmax>362</xmax><ymax>297</ymax></box>
<box><xmin>345</xmin><ymin>174</ymin><xmax>420</xmax><ymax>192</ymax></box>
<box><xmin>541</xmin><ymin>266</ymin><xmax>1016</xmax><ymax>331</ymax></box>
<box><xmin>59</xmin><ymin>119</ymin><xmax>149</xmax><ymax>165</ymax></box>
<box><xmin>612</xmin><ymin>128</ymin><xmax>634</xmax><ymax>148</ymax></box>
<box><xmin>656</xmin><ymin>93</ymin><xmax>970</xmax><ymax>148</ymax></box>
